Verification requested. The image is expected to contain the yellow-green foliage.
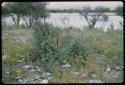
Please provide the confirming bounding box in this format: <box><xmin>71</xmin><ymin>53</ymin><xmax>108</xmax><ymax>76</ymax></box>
<box><xmin>48</xmin><ymin>64</ymin><xmax>62</xmax><ymax>78</ymax></box>
<box><xmin>100</xmin><ymin>72</ymin><xmax>123</xmax><ymax>83</ymax></box>
<box><xmin>69</xmin><ymin>57</ymin><xmax>85</xmax><ymax>70</ymax></box>
<box><xmin>85</xmin><ymin>54</ymin><xmax>104</xmax><ymax>76</ymax></box>
<box><xmin>2</xmin><ymin>27</ymin><xmax>32</xmax><ymax>64</ymax></box>
<box><xmin>2</xmin><ymin>42</ymin><xmax>19</xmax><ymax>65</ymax></box>
<box><xmin>49</xmin><ymin>70</ymin><xmax>82</xmax><ymax>83</ymax></box>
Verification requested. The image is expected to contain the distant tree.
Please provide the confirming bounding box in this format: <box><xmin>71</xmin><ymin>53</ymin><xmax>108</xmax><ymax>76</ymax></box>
<box><xmin>2</xmin><ymin>2</ymin><xmax>49</xmax><ymax>28</ymax></box>
<box><xmin>114</xmin><ymin>6</ymin><xmax>123</xmax><ymax>16</ymax></box>
<box><xmin>4</xmin><ymin>2</ymin><xmax>24</xmax><ymax>26</ymax></box>
<box><xmin>80</xmin><ymin>6</ymin><xmax>108</xmax><ymax>29</ymax></box>
<box><xmin>20</xmin><ymin>2</ymin><xmax>49</xmax><ymax>28</ymax></box>
<box><xmin>2</xmin><ymin>3</ymin><xmax>11</xmax><ymax>24</ymax></box>
<box><xmin>2</xmin><ymin>3</ymin><xmax>10</xmax><ymax>16</ymax></box>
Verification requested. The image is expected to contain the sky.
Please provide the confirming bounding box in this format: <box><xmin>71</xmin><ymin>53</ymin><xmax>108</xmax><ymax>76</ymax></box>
<box><xmin>46</xmin><ymin>1</ymin><xmax>123</xmax><ymax>10</ymax></box>
<box><xmin>2</xmin><ymin>1</ymin><xmax>123</xmax><ymax>10</ymax></box>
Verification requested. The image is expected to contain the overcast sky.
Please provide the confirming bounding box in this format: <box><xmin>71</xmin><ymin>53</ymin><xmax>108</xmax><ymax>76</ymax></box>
<box><xmin>46</xmin><ymin>1</ymin><xmax>123</xmax><ymax>10</ymax></box>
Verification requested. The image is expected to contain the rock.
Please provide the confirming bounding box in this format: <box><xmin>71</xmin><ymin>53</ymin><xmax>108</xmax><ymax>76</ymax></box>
<box><xmin>37</xmin><ymin>69</ymin><xmax>41</xmax><ymax>72</ymax></box>
<box><xmin>106</xmin><ymin>64</ymin><xmax>110</xmax><ymax>67</ymax></box>
<box><xmin>15</xmin><ymin>76</ymin><xmax>21</xmax><ymax>79</ymax></box>
<box><xmin>36</xmin><ymin>66</ymin><xmax>40</xmax><ymax>69</ymax></box>
<box><xmin>23</xmin><ymin>65</ymin><xmax>32</xmax><ymax>70</ymax></box>
<box><xmin>2</xmin><ymin>55</ymin><xmax>8</xmax><ymax>61</ymax></box>
<box><xmin>23</xmin><ymin>80</ymin><xmax>30</xmax><ymax>83</ymax></box>
<box><xmin>40</xmin><ymin>79</ymin><xmax>48</xmax><ymax>83</ymax></box>
<box><xmin>6</xmin><ymin>71</ymin><xmax>10</xmax><ymax>74</ymax></box>
<box><xmin>48</xmin><ymin>76</ymin><xmax>53</xmax><ymax>80</ymax></box>
<box><xmin>110</xmin><ymin>71</ymin><xmax>120</xmax><ymax>78</ymax></box>
<box><xmin>115</xmin><ymin>66</ymin><xmax>123</xmax><ymax>71</ymax></box>
<box><xmin>74</xmin><ymin>72</ymin><xmax>80</xmax><ymax>75</ymax></box>
<box><xmin>72</xmin><ymin>72</ymin><xmax>80</xmax><ymax>75</ymax></box>
<box><xmin>18</xmin><ymin>79</ymin><xmax>23</xmax><ymax>83</ymax></box>
<box><xmin>30</xmin><ymin>69</ymin><xmax>36</xmax><ymax>72</ymax></box>
<box><xmin>92</xmin><ymin>74</ymin><xmax>97</xmax><ymax>79</ymax></box>
<box><xmin>33</xmin><ymin>75</ymin><xmax>42</xmax><ymax>80</ymax></box>
<box><xmin>46</xmin><ymin>72</ymin><xmax>52</xmax><ymax>76</ymax></box>
<box><xmin>62</xmin><ymin>64</ymin><xmax>71</xmax><ymax>68</ymax></box>
<box><xmin>42</xmin><ymin>72</ymin><xmax>52</xmax><ymax>77</ymax></box>
<box><xmin>105</xmin><ymin>67</ymin><xmax>111</xmax><ymax>72</ymax></box>
<box><xmin>88</xmin><ymin>79</ymin><xmax>104</xmax><ymax>83</ymax></box>
<box><xmin>18</xmin><ymin>60</ymin><xmax>23</xmax><ymax>63</ymax></box>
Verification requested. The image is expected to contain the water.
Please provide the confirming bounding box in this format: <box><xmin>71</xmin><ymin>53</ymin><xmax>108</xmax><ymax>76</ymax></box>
<box><xmin>3</xmin><ymin>13</ymin><xmax>123</xmax><ymax>31</ymax></box>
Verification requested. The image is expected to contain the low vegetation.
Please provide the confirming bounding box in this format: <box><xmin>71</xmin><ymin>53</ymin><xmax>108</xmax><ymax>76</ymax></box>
<box><xmin>2</xmin><ymin>24</ymin><xmax>123</xmax><ymax>83</ymax></box>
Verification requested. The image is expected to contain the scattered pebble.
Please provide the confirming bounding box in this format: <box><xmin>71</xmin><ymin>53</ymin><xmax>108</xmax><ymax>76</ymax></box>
<box><xmin>37</xmin><ymin>69</ymin><xmax>41</xmax><ymax>72</ymax></box>
<box><xmin>30</xmin><ymin>69</ymin><xmax>36</xmax><ymax>72</ymax></box>
<box><xmin>5</xmin><ymin>72</ymin><xmax>10</xmax><ymax>74</ymax></box>
<box><xmin>105</xmin><ymin>67</ymin><xmax>111</xmax><ymax>72</ymax></box>
<box><xmin>18</xmin><ymin>60</ymin><xmax>23</xmax><ymax>63</ymax></box>
<box><xmin>115</xmin><ymin>66</ymin><xmax>123</xmax><ymax>71</ymax></box>
<box><xmin>18</xmin><ymin>79</ymin><xmax>23</xmax><ymax>83</ymax></box>
<box><xmin>48</xmin><ymin>76</ymin><xmax>53</xmax><ymax>80</ymax></box>
<box><xmin>42</xmin><ymin>72</ymin><xmax>52</xmax><ymax>77</ymax></box>
<box><xmin>92</xmin><ymin>74</ymin><xmax>97</xmax><ymax>79</ymax></box>
<box><xmin>15</xmin><ymin>76</ymin><xmax>21</xmax><ymax>79</ymax></box>
<box><xmin>62</xmin><ymin>64</ymin><xmax>71</xmax><ymax>68</ymax></box>
<box><xmin>73</xmin><ymin>72</ymin><xmax>80</xmax><ymax>75</ymax></box>
<box><xmin>40</xmin><ymin>79</ymin><xmax>48</xmax><ymax>83</ymax></box>
<box><xmin>88</xmin><ymin>79</ymin><xmax>104</xmax><ymax>83</ymax></box>
<box><xmin>46</xmin><ymin>72</ymin><xmax>52</xmax><ymax>76</ymax></box>
<box><xmin>2</xmin><ymin>55</ymin><xmax>8</xmax><ymax>61</ymax></box>
<box><xmin>23</xmin><ymin>65</ymin><xmax>32</xmax><ymax>70</ymax></box>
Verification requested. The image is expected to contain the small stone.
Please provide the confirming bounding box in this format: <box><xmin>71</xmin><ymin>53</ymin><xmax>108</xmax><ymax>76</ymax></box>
<box><xmin>115</xmin><ymin>66</ymin><xmax>123</xmax><ymax>71</ymax></box>
<box><xmin>30</xmin><ymin>69</ymin><xmax>36</xmax><ymax>72</ymax></box>
<box><xmin>23</xmin><ymin>65</ymin><xmax>32</xmax><ymax>70</ymax></box>
<box><xmin>46</xmin><ymin>72</ymin><xmax>52</xmax><ymax>76</ymax></box>
<box><xmin>74</xmin><ymin>72</ymin><xmax>80</xmax><ymax>75</ymax></box>
<box><xmin>106</xmin><ymin>67</ymin><xmax>111</xmax><ymax>72</ymax></box>
<box><xmin>110</xmin><ymin>71</ymin><xmax>120</xmax><ymax>78</ymax></box>
<box><xmin>88</xmin><ymin>79</ymin><xmax>104</xmax><ymax>83</ymax></box>
<box><xmin>42</xmin><ymin>72</ymin><xmax>52</xmax><ymax>77</ymax></box>
<box><xmin>18</xmin><ymin>60</ymin><xmax>23</xmax><ymax>63</ymax></box>
<box><xmin>91</xmin><ymin>74</ymin><xmax>97</xmax><ymax>79</ymax></box>
<box><xmin>106</xmin><ymin>64</ymin><xmax>110</xmax><ymax>67</ymax></box>
<box><xmin>36</xmin><ymin>66</ymin><xmax>40</xmax><ymax>69</ymax></box>
<box><xmin>40</xmin><ymin>79</ymin><xmax>48</xmax><ymax>83</ymax></box>
<box><xmin>18</xmin><ymin>79</ymin><xmax>23</xmax><ymax>83</ymax></box>
<box><xmin>6</xmin><ymin>72</ymin><xmax>10</xmax><ymax>74</ymax></box>
<box><xmin>62</xmin><ymin>64</ymin><xmax>71</xmax><ymax>68</ymax></box>
<box><xmin>2</xmin><ymin>55</ymin><xmax>8</xmax><ymax>61</ymax></box>
<box><xmin>37</xmin><ymin>69</ymin><xmax>41</xmax><ymax>72</ymax></box>
<box><xmin>48</xmin><ymin>76</ymin><xmax>53</xmax><ymax>80</ymax></box>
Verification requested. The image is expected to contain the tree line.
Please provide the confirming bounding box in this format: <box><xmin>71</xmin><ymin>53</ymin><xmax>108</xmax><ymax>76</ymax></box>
<box><xmin>49</xmin><ymin>6</ymin><xmax>123</xmax><ymax>16</ymax></box>
<box><xmin>2</xmin><ymin>2</ymin><xmax>49</xmax><ymax>28</ymax></box>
